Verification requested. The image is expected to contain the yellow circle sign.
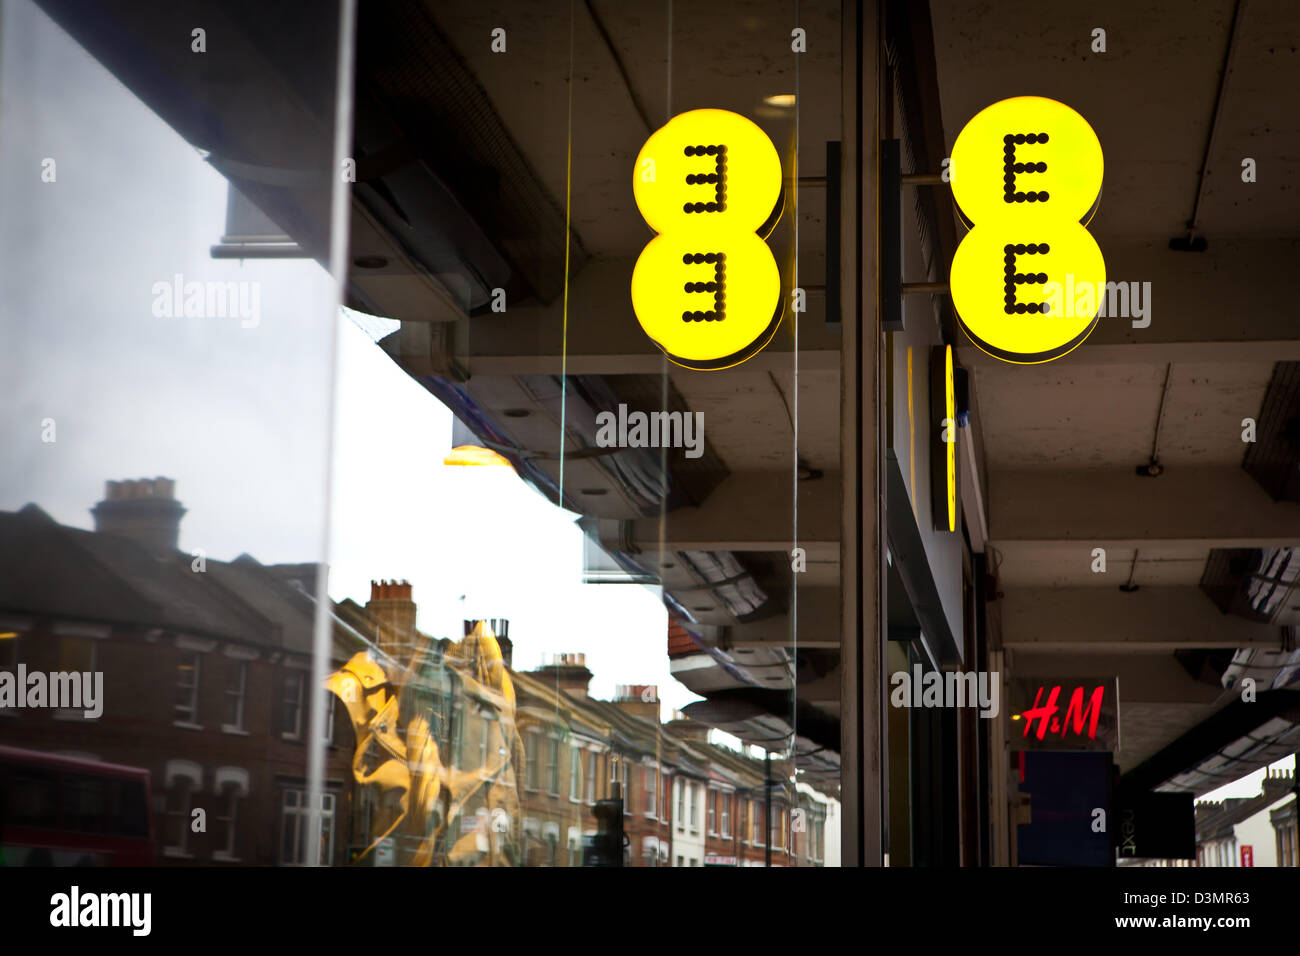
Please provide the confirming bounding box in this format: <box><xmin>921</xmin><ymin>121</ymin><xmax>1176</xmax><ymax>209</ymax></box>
<box><xmin>631</xmin><ymin>109</ymin><xmax>784</xmax><ymax>370</ymax></box>
<box><xmin>949</xmin><ymin>96</ymin><xmax>1105</xmax><ymax>364</ymax></box>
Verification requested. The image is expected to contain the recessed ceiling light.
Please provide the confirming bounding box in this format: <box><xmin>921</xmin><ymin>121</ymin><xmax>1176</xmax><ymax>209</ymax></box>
<box><xmin>764</xmin><ymin>93</ymin><xmax>796</xmax><ymax>107</ymax></box>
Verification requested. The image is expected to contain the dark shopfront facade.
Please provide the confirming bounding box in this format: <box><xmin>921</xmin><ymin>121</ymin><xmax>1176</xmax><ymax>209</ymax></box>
<box><xmin>4</xmin><ymin>0</ymin><xmax>1300</xmax><ymax>872</ymax></box>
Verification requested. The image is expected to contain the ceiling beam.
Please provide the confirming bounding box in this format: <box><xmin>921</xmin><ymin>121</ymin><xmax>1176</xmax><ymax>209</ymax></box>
<box><xmin>990</xmin><ymin>466</ymin><xmax>1300</xmax><ymax>548</ymax></box>
<box><xmin>718</xmin><ymin>590</ymin><xmax>841</xmax><ymax>649</ymax></box>
<box><xmin>615</xmin><ymin>469</ymin><xmax>840</xmax><ymax>557</ymax></box>
<box><xmin>463</xmin><ymin>257</ymin><xmax>841</xmax><ymax>376</ymax></box>
<box><xmin>1120</xmin><ymin>690</ymin><xmax>1300</xmax><ymax>794</ymax></box>
<box><xmin>795</xmin><ymin>670</ymin><xmax>842</xmax><ymax>705</ymax></box>
<box><xmin>1001</xmin><ymin>586</ymin><xmax>1284</xmax><ymax>651</ymax></box>
<box><xmin>1009</xmin><ymin>651</ymin><xmax>1227</xmax><ymax>705</ymax></box>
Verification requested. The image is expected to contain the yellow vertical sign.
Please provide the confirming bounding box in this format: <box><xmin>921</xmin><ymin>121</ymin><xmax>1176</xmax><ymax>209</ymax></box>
<box><xmin>929</xmin><ymin>345</ymin><xmax>958</xmax><ymax>533</ymax></box>
<box><xmin>943</xmin><ymin>344</ymin><xmax>956</xmax><ymax>533</ymax></box>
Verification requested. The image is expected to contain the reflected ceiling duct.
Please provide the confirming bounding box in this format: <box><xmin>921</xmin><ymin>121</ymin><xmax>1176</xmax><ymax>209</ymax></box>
<box><xmin>1123</xmin><ymin>689</ymin><xmax>1300</xmax><ymax>797</ymax></box>
<box><xmin>677</xmin><ymin>551</ymin><xmax>770</xmax><ymax>620</ymax></box>
<box><xmin>682</xmin><ymin>693</ymin><xmax>840</xmax><ymax>793</ymax></box>
<box><xmin>1160</xmin><ymin>714</ymin><xmax>1300</xmax><ymax>794</ymax></box>
<box><xmin>1201</xmin><ymin>546</ymin><xmax>1300</xmax><ymax>624</ymax></box>
<box><xmin>1243</xmin><ymin>361</ymin><xmax>1300</xmax><ymax>502</ymax></box>
<box><xmin>669</xmin><ymin>622</ymin><xmax>836</xmax><ymax>787</ymax></box>
<box><xmin>353</xmin><ymin>0</ymin><xmax>585</xmax><ymax>311</ymax></box>
<box><xmin>1221</xmin><ymin>642</ymin><xmax>1300</xmax><ymax>694</ymax></box>
<box><xmin>672</xmin><ymin>646</ymin><xmax>793</xmax><ymax>693</ymax></box>
<box><xmin>668</xmin><ymin>620</ymin><xmax>792</xmax><ymax>694</ymax></box>
<box><xmin>581</xmin><ymin>533</ymin><xmax>657</xmax><ymax>585</ymax></box>
<box><xmin>565</xmin><ymin>374</ymin><xmax>730</xmax><ymax>511</ymax></box>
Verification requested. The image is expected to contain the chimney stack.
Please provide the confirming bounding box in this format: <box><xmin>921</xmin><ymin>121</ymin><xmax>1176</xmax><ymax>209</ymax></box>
<box><xmin>531</xmin><ymin>652</ymin><xmax>593</xmax><ymax>697</ymax></box>
<box><xmin>91</xmin><ymin>477</ymin><xmax>186</xmax><ymax>555</ymax></box>
<box><xmin>612</xmin><ymin>684</ymin><xmax>661</xmax><ymax>722</ymax></box>
<box><xmin>464</xmin><ymin>619</ymin><xmax>511</xmax><ymax>667</ymax></box>
<box><xmin>665</xmin><ymin>716</ymin><xmax>711</xmax><ymax>742</ymax></box>
<box><xmin>367</xmin><ymin>579</ymin><xmax>417</xmax><ymax>659</ymax></box>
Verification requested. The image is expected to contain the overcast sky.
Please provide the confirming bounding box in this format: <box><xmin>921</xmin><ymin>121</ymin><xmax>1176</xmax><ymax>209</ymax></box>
<box><xmin>330</xmin><ymin>311</ymin><xmax>694</xmax><ymax>716</ymax></box>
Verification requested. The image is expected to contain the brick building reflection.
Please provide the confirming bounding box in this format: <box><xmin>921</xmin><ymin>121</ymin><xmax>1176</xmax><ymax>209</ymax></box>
<box><xmin>0</xmin><ymin>478</ymin><xmax>831</xmax><ymax>866</ymax></box>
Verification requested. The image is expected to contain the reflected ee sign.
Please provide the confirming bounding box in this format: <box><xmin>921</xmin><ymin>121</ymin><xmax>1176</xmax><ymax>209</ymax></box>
<box><xmin>631</xmin><ymin>109</ymin><xmax>784</xmax><ymax>370</ymax></box>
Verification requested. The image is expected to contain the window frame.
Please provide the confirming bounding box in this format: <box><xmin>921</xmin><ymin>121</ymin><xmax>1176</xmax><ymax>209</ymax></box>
<box><xmin>53</xmin><ymin>636</ymin><xmax>98</xmax><ymax>720</ymax></box>
<box><xmin>222</xmin><ymin>659</ymin><xmax>248</xmax><ymax>733</ymax></box>
<box><xmin>569</xmin><ymin>743</ymin><xmax>582</xmax><ymax>802</ymax></box>
<box><xmin>174</xmin><ymin>650</ymin><xmax>202</xmax><ymax>728</ymax></box>
<box><xmin>281</xmin><ymin>671</ymin><xmax>305</xmax><ymax>740</ymax></box>
<box><xmin>280</xmin><ymin>787</ymin><xmax>336</xmax><ymax>866</ymax></box>
<box><xmin>212</xmin><ymin>782</ymin><xmax>240</xmax><ymax>862</ymax></box>
<box><xmin>644</xmin><ymin>763</ymin><xmax>657</xmax><ymax>818</ymax></box>
<box><xmin>546</xmin><ymin>734</ymin><xmax>560</xmax><ymax>796</ymax></box>
<box><xmin>322</xmin><ymin>690</ymin><xmax>336</xmax><ymax>746</ymax></box>
<box><xmin>525</xmin><ymin>728</ymin><xmax>541</xmax><ymax>792</ymax></box>
<box><xmin>0</xmin><ymin>634</ymin><xmax>18</xmax><ymax>718</ymax></box>
<box><xmin>163</xmin><ymin>778</ymin><xmax>195</xmax><ymax>858</ymax></box>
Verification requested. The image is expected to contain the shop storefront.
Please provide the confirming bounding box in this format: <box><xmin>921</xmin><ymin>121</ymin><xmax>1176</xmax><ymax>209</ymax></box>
<box><xmin>6</xmin><ymin>0</ymin><xmax>1298</xmax><ymax>886</ymax></box>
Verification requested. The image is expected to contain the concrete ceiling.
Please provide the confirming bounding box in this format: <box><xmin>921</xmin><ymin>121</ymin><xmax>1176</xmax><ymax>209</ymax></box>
<box><xmin>932</xmin><ymin>0</ymin><xmax>1300</xmax><ymax>241</ymax></box>
<box><xmin>933</xmin><ymin>0</ymin><xmax>1300</xmax><ymax>783</ymax></box>
<box><xmin>976</xmin><ymin>361</ymin><xmax>1271</xmax><ymax>470</ymax></box>
<box><xmin>362</xmin><ymin>0</ymin><xmax>1300</xmax><ymax>788</ymax></box>
<box><xmin>427</xmin><ymin>0</ymin><xmax>842</xmax><ymax>260</ymax></box>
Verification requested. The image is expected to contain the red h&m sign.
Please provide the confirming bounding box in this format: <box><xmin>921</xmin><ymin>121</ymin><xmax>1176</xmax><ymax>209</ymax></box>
<box><xmin>1009</xmin><ymin>677</ymin><xmax>1119</xmax><ymax>751</ymax></box>
<box><xmin>1241</xmin><ymin>845</ymin><xmax>1253</xmax><ymax>867</ymax></box>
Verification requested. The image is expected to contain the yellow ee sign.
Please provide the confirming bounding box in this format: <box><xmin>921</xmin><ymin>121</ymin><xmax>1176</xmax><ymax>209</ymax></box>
<box><xmin>949</xmin><ymin>96</ymin><xmax>1105</xmax><ymax>364</ymax></box>
<box><xmin>631</xmin><ymin>109</ymin><xmax>784</xmax><ymax>370</ymax></box>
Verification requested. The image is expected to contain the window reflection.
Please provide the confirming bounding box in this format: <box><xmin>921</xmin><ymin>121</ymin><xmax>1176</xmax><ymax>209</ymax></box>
<box><xmin>0</xmin><ymin>0</ymin><xmax>844</xmax><ymax>871</ymax></box>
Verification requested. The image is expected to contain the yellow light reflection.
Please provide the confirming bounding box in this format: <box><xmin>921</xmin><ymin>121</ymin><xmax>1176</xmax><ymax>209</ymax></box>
<box><xmin>444</xmin><ymin>445</ymin><xmax>514</xmax><ymax>468</ymax></box>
